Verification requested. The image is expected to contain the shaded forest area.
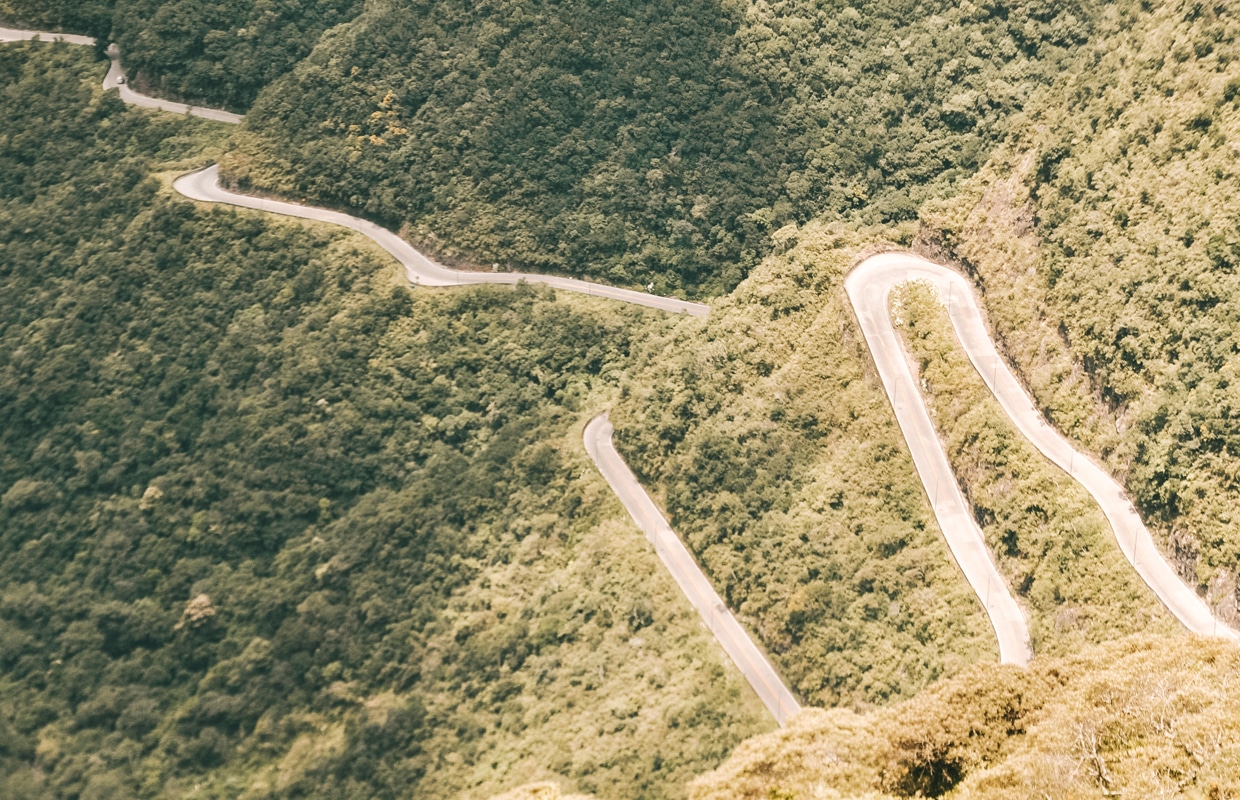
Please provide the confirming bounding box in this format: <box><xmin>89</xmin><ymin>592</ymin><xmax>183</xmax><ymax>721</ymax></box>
<box><xmin>0</xmin><ymin>44</ymin><xmax>767</xmax><ymax>800</ymax></box>
<box><xmin>3</xmin><ymin>0</ymin><xmax>1096</xmax><ymax>294</ymax></box>
<box><xmin>228</xmin><ymin>0</ymin><xmax>1093</xmax><ymax>295</ymax></box>
<box><xmin>0</xmin><ymin>0</ymin><xmax>363</xmax><ymax>110</ymax></box>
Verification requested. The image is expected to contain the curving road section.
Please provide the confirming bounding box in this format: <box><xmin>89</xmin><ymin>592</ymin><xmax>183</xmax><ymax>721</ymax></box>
<box><xmin>174</xmin><ymin>167</ymin><xmax>709</xmax><ymax>316</ymax></box>
<box><xmin>0</xmin><ymin>27</ymin><xmax>243</xmax><ymax>123</ymax></box>
<box><xmin>102</xmin><ymin>44</ymin><xmax>243</xmax><ymax>124</ymax></box>
<box><xmin>0</xmin><ymin>25</ymin><xmax>93</xmax><ymax>46</ymax></box>
<box><xmin>584</xmin><ymin>414</ymin><xmax>801</xmax><ymax>726</ymax></box>
<box><xmin>847</xmin><ymin>252</ymin><xmax>1240</xmax><ymax>657</ymax></box>
<box><xmin>3</xmin><ymin>26</ymin><xmax>704</xmax><ymax>314</ymax></box>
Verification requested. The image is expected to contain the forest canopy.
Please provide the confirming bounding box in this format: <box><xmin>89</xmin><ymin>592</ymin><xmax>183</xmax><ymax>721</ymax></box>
<box><xmin>226</xmin><ymin>0</ymin><xmax>1094</xmax><ymax>295</ymax></box>
<box><xmin>0</xmin><ymin>43</ymin><xmax>766</xmax><ymax>800</ymax></box>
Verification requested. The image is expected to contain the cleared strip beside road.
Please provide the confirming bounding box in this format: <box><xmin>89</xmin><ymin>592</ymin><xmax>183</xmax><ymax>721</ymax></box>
<box><xmin>846</xmin><ymin>252</ymin><xmax>1239</xmax><ymax>655</ymax></box>
<box><xmin>584</xmin><ymin>414</ymin><xmax>801</xmax><ymax>726</ymax></box>
<box><xmin>174</xmin><ymin>166</ymin><xmax>710</xmax><ymax>316</ymax></box>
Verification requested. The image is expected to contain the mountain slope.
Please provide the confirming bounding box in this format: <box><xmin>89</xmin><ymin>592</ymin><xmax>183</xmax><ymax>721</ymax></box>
<box><xmin>0</xmin><ymin>0</ymin><xmax>364</xmax><ymax>110</ymax></box>
<box><xmin>0</xmin><ymin>43</ymin><xmax>768</xmax><ymax>800</ymax></box>
<box><xmin>226</xmin><ymin>0</ymin><xmax>1095</xmax><ymax>295</ymax></box>
<box><xmin>921</xmin><ymin>0</ymin><xmax>1240</xmax><ymax>622</ymax></box>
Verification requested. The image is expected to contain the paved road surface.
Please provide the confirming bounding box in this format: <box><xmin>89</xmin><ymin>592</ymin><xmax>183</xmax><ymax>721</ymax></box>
<box><xmin>584</xmin><ymin>414</ymin><xmax>801</xmax><ymax>726</ymax></box>
<box><xmin>0</xmin><ymin>26</ymin><xmax>93</xmax><ymax>46</ymax></box>
<box><xmin>847</xmin><ymin>252</ymin><xmax>1240</xmax><ymax>656</ymax></box>
<box><xmin>175</xmin><ymin>166</ymin><xmax>710</xmax><ymax>316</ymax></box>
<box><xmin>103</xmin><ymin>44</ymin><xmax>243</xmax><ymax>124</ymax></box>
<box><xmin>0</xmin><ymin>27</ymin><xmax>243</xmax><ymax>123</ymax></box>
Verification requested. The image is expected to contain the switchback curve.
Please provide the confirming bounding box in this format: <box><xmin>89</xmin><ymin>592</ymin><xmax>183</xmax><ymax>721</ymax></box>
<box><xmin>846</xmin><ymin>252</ymin><xmax>1240</xmax><ymax>659</ymax></box>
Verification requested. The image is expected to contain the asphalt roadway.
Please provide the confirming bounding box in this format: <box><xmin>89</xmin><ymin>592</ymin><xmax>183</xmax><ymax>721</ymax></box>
<box><xmin>847</xmin><ymin>252</ymin><xmax>1240</xmax><ymax>657</ymax></box>
<box><xmin>173</xmin><ymin>166</ymin><xmax>710</xmax><ymax>316</ymax></box>
<box><xmin>0</xmin><ymin>27</ymin><xmax>243</xmax><ymax>123</ymax></box>
<box><xmin>8</xmin><ymin>24</ymin><xmax>1237</xmax><ymax>726</ymax></box>
<box><xmin>584</xmin><ymin>414</ymin><xmax>802</xmax><ymax>726</ymax></box>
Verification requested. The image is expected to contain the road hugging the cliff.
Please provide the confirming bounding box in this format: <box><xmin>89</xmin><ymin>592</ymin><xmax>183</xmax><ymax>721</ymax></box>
<box><xmin>4</xmin><ymin>26</ymin><xmax>1236</xmax><ymax>727</ymax></box>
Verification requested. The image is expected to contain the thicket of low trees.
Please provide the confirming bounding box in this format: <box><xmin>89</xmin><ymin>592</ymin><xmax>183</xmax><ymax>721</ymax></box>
<box><xmin>0</xmin><ymin>44</ymin><xmax>767</xmax><ymax>799</ymax></box>
<box><xmin>690</xmin><ymin>635</ymin><xmax>1240</xmax><ymax>799</ymax></box>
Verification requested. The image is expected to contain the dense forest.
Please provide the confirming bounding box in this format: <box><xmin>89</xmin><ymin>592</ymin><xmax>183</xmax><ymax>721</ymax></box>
<box><xmin>0</xmin><ymin>43</ymin><xmax>768</xmax><ymax>799</ymax></box>
<box><xmin>226</xmin><ymin>0</ymin><xmax>1095</xmax><ymax>295</ymax></box>
<box><xmin>0</xmin><ymin>0</ymin><xmax>363</xmax><ymax>110</ymax></box>
<box><xmin>1</xmin><ymin>0</ymin><xmax>1098</xmax><ymax>292</ymax></box>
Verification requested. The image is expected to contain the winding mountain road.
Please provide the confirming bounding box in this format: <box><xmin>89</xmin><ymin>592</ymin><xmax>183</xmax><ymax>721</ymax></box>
<box><xmin>584</xmin><ymin>415</ymin><xmax>801</xmax><ymax>726</ymax></box>
<box><xmin>4</xmin><ymin>26</ymin><xmax>706</xmax><ymax>315</ymax></box>
<box><xmin>847</xmin><ymin>253</ymin><xmax>1240</xmax><ymax>654</ymax></box>
<box><xmin>6</xmin><ymin>25</ymin><xmax>1238</xmax><ymax>731</ymax></box>
<box><xmin>174</xmin><ymin>167</ymin><xmax>709</xmax><ymax>315</ymax></box>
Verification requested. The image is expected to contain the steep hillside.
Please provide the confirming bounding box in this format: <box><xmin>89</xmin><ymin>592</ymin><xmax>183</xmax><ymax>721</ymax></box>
<box><xmin>225</xmin><ymin>0</ymin><xmax>1094</xmax><ymax>295</ymax></box>
<box><xmin>690</xmin><ymin>635</ymin><xmax>1240</xmax><ymax>800</ymax></box>
<box><xmin>0</xmin><ymin>43</ymin><xmax>768</xmax><ymax>800</ymax></box>
<box><xmin>921</xmin><ymin>0</ymin><xmax>1240</xmax><ymax>622</ymax></box>
<box><xmin>608</xmin><ymin>223</ymin><xmax>996</xmax><ymax>708</ymax></box>
<box><xmin>0</xmin><ymin>0</ymin><xmax>363</xmax><ymax>110</ymax></box>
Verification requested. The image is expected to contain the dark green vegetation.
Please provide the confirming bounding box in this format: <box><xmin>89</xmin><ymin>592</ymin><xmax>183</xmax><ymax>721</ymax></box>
<box><xmin>0</xmin><ymin>0</ymin><xmax>112</xmax><ymax>40</ymax></box>
<box><xmin>0</xmin><ymin>43</ymin><xmax>768</xmax><ymax>799</ymax></box>
<box><xmin>112</xmin><ymin>0</ymin><xmax>364</xmax><ymax>112</ymax></box>
<box><xmin>226</xmin><ymin>0</ymin><xmax>1094</xmax><ymax>295</ymax></box>
<box><xmin>921</xmin><ymin>0</ymin><xmax>1240</xmax><ymax>624</ymax></box>
<box><xmin>0</xmin><ymin>0</ymin><xmax>364</xmax><ymax>110</ymax></box>
<box><xmin>611</xmin><ymin>223</ymin><xmax>996</xmax><ymax>708</ymax></box>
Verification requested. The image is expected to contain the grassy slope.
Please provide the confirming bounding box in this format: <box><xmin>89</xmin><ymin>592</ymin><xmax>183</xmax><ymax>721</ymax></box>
<box><xmin>920</xmin><ymin>0</ymin><xmax>1240</xmax><ymax>622</ymax></box>
<box><xmin>610</xmin><ymin>223</ymin><xmax>998</xmax><ymax>708</ymax></box>
<box><xmin>0</xmin><ymin>44</ymin><xmax>768</xmax><ymax>800</ymax></box>
<box><xmin>892</xmin><ymin>282</ymin><xmax>1176</xmax><ymax>654</ymax></box>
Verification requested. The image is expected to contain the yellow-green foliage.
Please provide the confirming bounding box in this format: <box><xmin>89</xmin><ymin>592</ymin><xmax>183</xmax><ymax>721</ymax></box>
<box><xmin>690</xmin><ymin>635</ymin><xmax>1240</xmax><ymax>800</ymax></box>
<box><xmin>487</xmin><ymin>782</ymin><xmax>595</xmax><ymax>800</ymax></box>
<box><xmin>612</xmin><ymin>222</ymin><xmax>998</xmax><ymax>708</ymax></box>
<box><xmin>892</xmin><ymin>282</ymin><xmax>1176</xmax><ymax>653</ymax></box>
<box><xmin>920</xmin><ymin>0</ymin><xmax>1240</xmax><ymax>616</ymax></box>
<box><xmin>0</xmin><ymin>44</ymin><xmax>769</xmax><ymax>800</ymax></box>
